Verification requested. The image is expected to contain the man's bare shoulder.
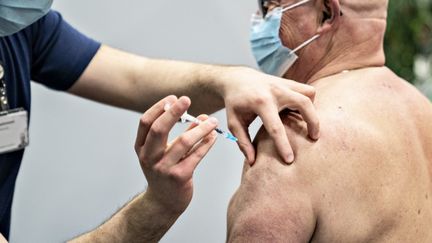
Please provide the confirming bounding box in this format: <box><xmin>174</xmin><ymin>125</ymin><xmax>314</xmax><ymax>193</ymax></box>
<box><xmin>255</xmin><ymin>68</ymin><xmax>407</xmax><ymax>176</ymax></box>
<box><xmin>229</xmin><ymin>67</ymin><xmax>432</xmax><ymax>242</ymax></box>
<box><xmin>275</xmin><ymin>67</ymin><xmax>432</xmax><ymax>193</ymax></box>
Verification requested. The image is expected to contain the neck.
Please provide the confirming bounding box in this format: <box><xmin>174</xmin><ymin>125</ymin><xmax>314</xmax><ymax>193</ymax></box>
<box><xmin>285</xmin><ymin>18</ymin><xmax>387</xmax><ymax>84</ymax></box>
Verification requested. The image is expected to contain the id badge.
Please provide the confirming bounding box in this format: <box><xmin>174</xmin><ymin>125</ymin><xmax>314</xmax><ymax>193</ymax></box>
<box><xmin>0</xmin><ymin>108</ymin><xmax>29</xmax><ymax>154</ymax></box>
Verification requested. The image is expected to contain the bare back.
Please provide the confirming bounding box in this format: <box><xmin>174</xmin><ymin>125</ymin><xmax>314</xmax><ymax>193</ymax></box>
<box><xmin>227</xmin><ymin>67</ymin><xmax>432</xmax><ymax>242</ymax></box>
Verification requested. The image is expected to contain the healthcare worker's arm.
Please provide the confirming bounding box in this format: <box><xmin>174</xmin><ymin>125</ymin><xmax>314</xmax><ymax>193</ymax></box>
<box><xmin>69</xmin><ymin>45</ymin><xmax>319</xmax><ymax>164</ymax></box>
<box><xmin>0</xmin><ymin>233</ymin><xmax>6</xmax><ymax>243</ymax></box>
<box><xmin>70</xmin><ymin>96</ymin><xmax>217</xmax><ymax>243</ymax></box>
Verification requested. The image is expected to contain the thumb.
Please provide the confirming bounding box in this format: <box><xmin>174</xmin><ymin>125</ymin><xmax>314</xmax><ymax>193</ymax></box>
<box><xmin>228</xmin><ymin>117</ymin><xmax>256</xmax><ymax>165</ymax></box>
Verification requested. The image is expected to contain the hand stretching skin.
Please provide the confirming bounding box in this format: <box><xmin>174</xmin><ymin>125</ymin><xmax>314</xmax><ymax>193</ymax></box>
<box><xmin>216</xmin><ymin>66</ymin><xmax>320</xmax><ymax>164</ymax></box>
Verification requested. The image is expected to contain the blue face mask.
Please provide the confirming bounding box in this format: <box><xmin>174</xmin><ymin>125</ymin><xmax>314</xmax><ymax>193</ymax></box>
<box><xmin>0</xmin><ymin>0</ymin><xmax>53</xmax><ymax>37</ymax></box>
<box><xmin>250</xmin><ymin>0</ymin><xmax>320</xmax><ymax>77</ymax></box>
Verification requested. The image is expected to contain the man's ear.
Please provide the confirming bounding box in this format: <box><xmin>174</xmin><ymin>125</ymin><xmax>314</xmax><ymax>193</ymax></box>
<box><xmin>317</xmin><ymin>0</ymin><xmax>341</xmax><ymax>34</ymax></box>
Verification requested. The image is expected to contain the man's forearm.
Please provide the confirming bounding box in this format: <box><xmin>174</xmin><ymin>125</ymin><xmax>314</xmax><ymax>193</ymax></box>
<box><xmin>69</xmin><ymin>45</ymin><xmax>227</xmax><ymax>116</ymax></box>
<box><xmin>70</xmin><ymin>192</ymin><xmax>182</xmax><ymax>243</ymax></box>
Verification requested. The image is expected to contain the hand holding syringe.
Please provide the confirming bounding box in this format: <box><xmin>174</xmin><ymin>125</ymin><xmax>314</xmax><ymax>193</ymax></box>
<box><xmin>164</xmin><ymin>104</ymin><xmax>238</xmax><ymax>142</ymax></box>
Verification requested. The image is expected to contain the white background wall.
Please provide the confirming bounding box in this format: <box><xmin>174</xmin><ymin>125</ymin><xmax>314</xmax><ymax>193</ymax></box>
<box><xmin>10</xmin><ymin>0</ymin><xmax>261</xmax><ymax>242</ymax></box>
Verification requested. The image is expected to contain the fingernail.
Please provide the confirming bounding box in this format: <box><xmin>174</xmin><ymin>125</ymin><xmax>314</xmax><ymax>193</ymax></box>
<box><xmin>164</xmin><ymin>103</ymin><xmax>172</xmax><ymax>111</ymax></box>
<box><xmin>311</xmin><ymin>131</ymin><xmax>320</xmax><ymax>140</ymax></box>
<box><xmin>245</xmin><ymin>155</ymin><xmax>253</xmax><ymax>165</ymax></box>
<box><xmin>247</xmin><ymin>152</ymin><xmax>256</xmax><ymax>164</ymax></box>
<box><xmin>239</xmin><ymin>147</ymin><xmax>251</xmax><ymax>164</ymax></box>
<box><xmin>208</xmin><ymin>117</ymin><xmax>219</xmax><ymax>125</ymax></box>
<box><xmin>199</xmin><ymin>114</ymin><xmax>209</xmax><ymax>120</ymax></box>
<box><xmin>287</xmin><ymin>154</ymin><xmax>295</xmax><ymax>163</ymax></box>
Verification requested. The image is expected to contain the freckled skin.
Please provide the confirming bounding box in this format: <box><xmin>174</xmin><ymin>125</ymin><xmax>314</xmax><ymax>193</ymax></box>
<box><xmin>227</xmin><ymin>67</ymin><xmax>432</xmax><ymax>242</ymax></box>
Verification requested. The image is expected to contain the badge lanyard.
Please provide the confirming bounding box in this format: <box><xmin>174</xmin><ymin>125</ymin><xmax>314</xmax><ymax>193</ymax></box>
<box><xmin>0</xmin><ymin>63</ymin><xmax>29</xmax><ymax>154</ymax></box>
<box><xmin>0</xmin><ymin>64</ymin><xmax>9</xmax><ymax>111</ymax></box>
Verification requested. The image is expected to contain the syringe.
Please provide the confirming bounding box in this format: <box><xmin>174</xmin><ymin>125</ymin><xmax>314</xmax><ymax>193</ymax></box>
<box><xmin>164</xmin><ymin>104</ymin><xmax>238</xmax><ymax>142</ymax></box>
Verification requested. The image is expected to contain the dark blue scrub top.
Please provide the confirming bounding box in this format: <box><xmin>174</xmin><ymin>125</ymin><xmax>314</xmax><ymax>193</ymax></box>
<box><xmin>0</xmin><ymin>10</ymin><xmax>101</xmax><ymax>239</ymax></box>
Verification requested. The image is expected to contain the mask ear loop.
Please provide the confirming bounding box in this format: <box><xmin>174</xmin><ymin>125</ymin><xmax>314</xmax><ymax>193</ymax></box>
<box><xmin>291</xmin><ymin>34</ymin><xmax>320</xmax><ymax>54</ymax></box>
<box><xmin>282</xmin><ymin>0</ymin><xmax>312</xmax><ymax>12</ymax></box>
<box><xmin>280</xmin><ymin>0</ymin><xmax>319</xmax><ymax>54</ymax></box>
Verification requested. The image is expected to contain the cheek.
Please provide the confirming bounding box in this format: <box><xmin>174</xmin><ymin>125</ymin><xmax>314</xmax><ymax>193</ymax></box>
<box><xmin>297</xmin><ymin>20</ymin><xmax>310</xmax><ymax>32</ymax></box>
<box><xmin>279</xmin><ymin>19</ymin><xmax>298</xmax><ymax>49</ymax></box>
<box><xmin>279</xmin><ymin>13</ymin><xmax>317</xmax><ymax>48</ymax></box>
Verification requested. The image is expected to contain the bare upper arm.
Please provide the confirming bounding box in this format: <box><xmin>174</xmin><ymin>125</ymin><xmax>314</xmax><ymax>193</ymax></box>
<box><xmin>227</xmin><ymin>176</ymin><xmax>317</xmax><ymax>243</ymax></box>
<box><xmin>227</xmin><ymin>125</ymin><xmax>321</xmax><ymax>242</ymax></box>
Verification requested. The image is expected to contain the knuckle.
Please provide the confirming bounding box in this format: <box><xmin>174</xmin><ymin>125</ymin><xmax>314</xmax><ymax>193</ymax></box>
<box><xmin>138</xmin><ymin>152</ymin><xmax>150</xmax><ymax>164</ymax></box>
<box><xmin>270</xmin><ymin>83</ymin><xmax>283</xmax><ymax>96</ymax></box>
<box><xmin>167</xmin><ymin>169</ymin><xmax>185</xmax><ymax>182</ymax></box>
<box><xmin>169</xmin><ymin>105</ymin><xmax>183</xmax><ymax>117</ymax></box>
<box><xmin>178</xmin><ymin>135</ymin><xmax>193</xmax><ymax>148</ymax></box>
<box><xmin>140</xmin><ymin>116</ymin><xmax>152</xmax><ymax>127</ymax></box>
<box><xmin>139</xmin><ymin>156</ymin><xmax>152</xmax><ymax>169</ymax></box>
<box><xmin>149</xmin><ymin>124</ymin><xmax>166</xmax><ymax>137</ymax></box>
<box><xmin>153</xmin><ymin>163</ymin><xmax>167</xmax><ymax>174</ymax></box>
<box><xmin>254</xmin><ymin>95</ymin><xmax>272</xmax><ymax>106</ymax></box>
<box><xmin>307</xmin><ymin>87</ymin><xmax>317</xmax><ymax>97</ymax></box>
<box><xmin>194</xmin><ymin>149</ymin><xmax>207</xmax><ymax>159</ymax></box>
<box><xmin>268</xmin><ymin>125</ymin><xmax>283</xmax><ymax>135</ymax></box>
<box><xmin>305</xmin><ymin>89</ymin><xmax>316</xmax><ymax>102</ymax></box>
<box><xmin>138</xmin><ymin>150</ymin><xmax>164</xmax><ymax>168</ymax></box>
<box><xmin>297</xmin><ymin>96</ymin><xmax>312</xmax><ymax>108</ymax></box>
<box><xmin>140</xmin><ymin>162</ymin><xmax>152</xmax><ymax>170</ymax></box>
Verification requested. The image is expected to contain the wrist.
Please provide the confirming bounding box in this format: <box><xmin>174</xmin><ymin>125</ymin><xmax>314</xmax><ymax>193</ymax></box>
<box><xmin>211</xmin><ymin>65</ymin><xmax>256</xmax><ymax>98</ymax></box>
<box><xmin>143</xmin><ymin>189</ymin><xmax>187</xmax><ymax>216</ymax></box>
<box><xmin>196</xmin><ymin>64</ymin><xmax>244</xmax><ymax>100</ymax></box>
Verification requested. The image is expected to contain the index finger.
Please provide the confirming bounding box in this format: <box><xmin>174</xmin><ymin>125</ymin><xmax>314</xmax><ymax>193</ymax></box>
<box><xmin>282</xmin><ymin>79</ymin><xmax>316</xmax><ymax>101</ymax></box>
<box><xmin>258</xmin><ymin>105</ymin><xmax>295</xmax><ymax>164</ymax></box>
<box><xmin>142</xmin><ymin>96</ymin><xmax>191</xmax><ymax>156</ymax></box>
<box><xmin>284</xmin><ymin>92</ymin><xmax>320</xmax><ymax>140</ymax></box>
<box><xmin>135</xmin><ymin>95</ymin><xmax>177</xmax><ymax>150</ymax></box>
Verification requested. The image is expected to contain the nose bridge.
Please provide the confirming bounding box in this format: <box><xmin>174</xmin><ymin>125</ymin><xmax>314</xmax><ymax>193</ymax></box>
<box><xmin>259</xmin><ymin>0</ymin><xmax>282</xmax><ymax>17</ymax></box>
